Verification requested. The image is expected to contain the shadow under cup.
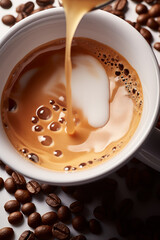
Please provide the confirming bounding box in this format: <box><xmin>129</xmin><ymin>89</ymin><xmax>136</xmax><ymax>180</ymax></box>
<box><xmin>0</xmin><ymin>8</ymin><xmax>159</xmax><ymax>185</ymax></box>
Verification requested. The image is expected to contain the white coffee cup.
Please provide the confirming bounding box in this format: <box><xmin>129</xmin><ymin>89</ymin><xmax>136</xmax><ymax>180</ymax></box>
<box><xmin>0</xmin><ymin>8</ymin><xmax>160</xmax><ymax>185</ymax></box>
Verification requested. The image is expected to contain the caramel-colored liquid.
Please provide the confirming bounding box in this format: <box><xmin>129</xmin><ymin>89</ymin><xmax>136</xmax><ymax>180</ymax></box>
<box><xmin>1</xmin><ymin>38</ymin><xmax>143</xmax><ymax>172</ymax></box>
<box><xmin>62</xmin><ymin>0</ymin><xmax>110</xmax><ymax>134</ymax></box>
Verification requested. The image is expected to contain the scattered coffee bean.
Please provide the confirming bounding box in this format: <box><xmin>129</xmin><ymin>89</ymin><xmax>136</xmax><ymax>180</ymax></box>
<box><xmin>147</xmin><ymin>17</ymin><xmax>159</xmax><ymax>30</ymax></box>
<box><xmin>140</xmin><ymin>27</ymin><xmax>152</xmax><ymax>43</ymax></box>
<box><xmin>70</xmin><ymin>235</ymin><xmax>86</xmax><ymax>240</ymax></box>
<box><xmin>0</xmin><ymin>0</ymin><xmax>12</xmax><ymax>9</ymax></box>
<box><xmin>117</xmin><ymin>198</ymin><xmax>134</xmax><ymax>218</ymax></box>
<box><xmin>137</xmin><ymin>13</ymin><xmax>149</xmax><ymax>25</ymax></box>
<box><xmin>136</xmin><ymin>3</ymin><xmax>148</xmax><ymax>14</ymax></box>
<box><xmin>34</xmin><ymin>225</ymin><xmax>52</xmax><ymax>239</ymax></box>
<box><xmin>16</xmin><ymin>4</ymin><xmax>25</xmax><ymax>13</ymax></box>
<box><xmin>16</xmin><ymin>12</ymin><xmax>26</xmax><ymax>22</ymax></box>
<box><xmin>2</xmin><ymin>15</ymin><xmax>16</xmax><ymax>26</ymax></box>
<box><xmin>12</xmin><ymin>172</ymin><xmax>26</xmax><ymax>188</ymax></box>
<box><xmin>0</xmin><ymin>160</ymin><xmax>5</xmax><ymax>168</ymax></box>
<box><xmin>36</xmin><ymin>0</ymin><xmax>54</xmax><ymax>7</ymax></box>
<box><xmin>28</xmin><ymin>212</ymin><xmax>42</xmax><ymax>228</ymax></box>
<box><xmin>41</xmin><ymin>183</ymin><xmax>56</xmax><ymax>194</ymax></box>
<box><xmin>72</xmin><ymin>215</ymin><xmax>87</xmax><ymax>231</ymax></box>
<box><xmin>0</xmin><ymin>227</ymin><xmax>14</xmax><ymax>240</ymax></box>
<box><xmin>149</xmin><ymin>3</ymin><xmax>160</xmax><ymax>17</ymax></box>
<box><xmin>21</xmin><ymin>202</ymin><xmax>36</xmax><ymax>216</ymax></box>
<box><xmin>18</xmin><ymin>230</ymin><xmax>36</xmax><ymax>240</ymax></box>
<box><xmin>0</xmin><ymin>177</ymin><xmax>4</xmax><ymax>189</ymax></box>
<box><xmin>46</xmin><ymin>193</ymin><xmax>61</xmax><ymax>208</ymax></box>
<box><xmin>154</xmin><ymin>42</ymin><xmax>160</xmax><ymax>51</ymax></box>
<box><xmin>15</xmin><ymin>189</ymin><xmax>32</xmax><ymax>203</ymax></box>
<box><xmin>114</xmin><ymin>0</ymin><xmax>127</xmax><ymax>11</ymax></box>
<box><xmin>5</xmin><ymin>165</ymin><xmax>14</xmax><ymax>175</ymax></box>
<box><xmin>23</xmin><ymin>1</ymin><xmax>34</xmax><ymax>15</ymax></box>
<box><xmin>134</xmin><ymin>22</ymin><xmax>141</xmax><ymax>31</ymax></box>
<box><xmin>4</xmin><ymin>177</ymin><xmax>17</xmax><ymax>193</ymax></box>
<box><xmin>42</xmin><ymin>211</ymin><xmax>58</xmax><ymax>225</ymax></box>
<box><xmin>57</xmin><ymin>206</ymin><xmax>71</xmax><ymax>222</ymax></box>
<box><xmin>26</xmin><ymin>180</ymin><xmax>41</xmax><ymax>195</ymax></box>
<box><xmin>8</xmin><ymin>211</ymin><xmax>23</xmax><ymax>225</ymax></box>
<box><xmin>93</xmin><ymin>205</ymin><xmax>105</xmax><ymax>220</ymax></box>
<box><xmin>70</xmin><ymin>201</ymin><xmax>84</xmax><ymax>214</ymax></box>
<box><xmin>89</xmin><ymin>218</ymin><xmax>102</xmax><ymax>234</ymax></box>
<box><xmin>4</xmin><ymin>200</ymin><xmax>20</xmax><ymax>213</ymax></box>
<box><xmin>52</xmin><ymin>222</ymin><xmax>70</xmax><ymax>240</ymax></box>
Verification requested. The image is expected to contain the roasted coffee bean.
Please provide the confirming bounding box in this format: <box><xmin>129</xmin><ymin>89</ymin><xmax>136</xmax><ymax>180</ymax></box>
<box><xmin>36</xmin><ymin>0</ymin><xmax>54</xmax><ymax>7</ymax></box>
<box><xmin>41</xmin><ymin>183</ymin><xmax>56</xmax><ymax>194</ymax></box>
<box><xmin>4</xmin><ymin>177</ymin><xmax>17</xmax><ymax>193</ymax></box>
<box><xmin>16</xmin><ymin>13</ymin><xmax>26</xmax><ymax>22</ymax></box>
<box><xmin>23</xmin><ymin>2</ymin><xmax>34</xmax><ymax>15</ymax></box>
<box><xmin>52</xmin><ymin>222</ymin><xmax>70</xmax><ymax>240</ymax></box>
<box><xmin>0</xmin><ymin>177</ymin><xmax>4</xmax><ymax>189</ymax></box>
<box><xmin>4</xmin><ymin>200</ymin><xmax>20</xmax><ymax>213</ymax></box>
<box><xmin>0</xmin><ymin>160</ymin><xmax>5</xmax><ymax>168</ymax></box>
<box><xmin>117</xmin><ymin>198</ymin><xmax>134</xmax><ymax>218</ymax></box>
<box><xmin>72</xmin><ymin>215</ymin><xmax>87</xmax><ymax>231</ymax></box>
<box><xmin>72</xmin><ymin>188</ymin><xmax>89</xmax><ymax>202</ymax></box>
<box><xmin>134</xmin><ymin>22</ymin><xmax>141</xmax><ymax>31</ymax></box>
<box><xmin>70</xmin><ymin>235</ymin><xmax>86</xmax><ymax>240</ymax></box>
<box><xmin>136</xmin><ymin>4</ymin><xmax>148</xmax><ymax>14</ymax></box>
<box><xmin>12</xmin><ymin>172</ymin><xmax>26</xmax><ymax>188</ymax></box>
<box><xmin>93</xmin><ymin>205</ymin><xmax>105</xmax><ymax>220</ymax></box>
<box><xmin>57</xmin><ymin>206</ymin><xmax>71</xmax><ymax>222</ymax></box>
<box><xmin>5</xmin><ymin>165</ymin><xmax>14</xmax><ymax>175</ymax></box>
<box><xmin>0</xmin><ymin>0</ymin><xmax>12</xmax><ymax>9</ymax></box>
<box><xmin>15</xmin><ymin>189</ymin><xmax>32</xmax><ymax>203</ymax></box>
<box><xmin>31</xmin><ymin>7</ymin><xmax>43</xmax><ymax>14</ymax></box>
<box><xmin>44</xmin><ymin>4</ymin><xmax>54</xmax><ymax>9</ymax></box>
<box><xmin>8</xmin><ymin>211</ymin><xmax>23</xmax><ymax>225</ymax></box>
<box><xmin>61</xmin><ymin>186</ymin><xmax>75</xmax><ymax>194</ymax></box>
<box><xmin>28</xmin><ymin>212</ymin><xmax>42</xmax><ymax>228</ymax></box>
<box><xmin>114</xmin><ymin>0</ymin><xmax>127</xmax><ymax>11</ymax></box>
<box><xmin>149</xmin><ymin>4</ymin><xmax>160</xmax><ymax>17</ymax></box>
<box><xmin>70</xmin><ymin>201</ymin><xmax>84</xmax><ymax>214</ymax></box>
<box><xmin>0</xmin><ymin>227</ymin><xmax>14</xmax><ymax>240</ymax></box>
<box><xmin>2</xmin><ymin>15</ymin><xmax>16</xmax><ymax>26</ymax></box>
<box><xmin>116</xmin><ymin>165</ymin><xmax>128</xmax><ymax>178</ymax></box>
<box><xmin>89</xmin><ymin>219</ymin><xmax>101</xmax><ymax>234</ymax></box>
<box><xmin>34</xmin><ymin>225</ymin><xmax>52</xmax><ymax>239</ymax></box>
<box><xmin>42</xmin><ymin>211</ymin><xmax>58</xmax><ymax>225</ymax></box>
<box><xmin>147</xmin><ymin>17</ymin><xmax>159</xmax><ymax>30</ymax></box>
<box><xmin>137</xmin><ymin>13</ymin><xmax>149</xmax><ymax>25</ymax></box>
<box><xmin>21</xmin><ymin>202</ymin><xmax>36</xmax><ymax>216</ymax></box>
<box><xmin>19</xmin><ymin>230</ymin><xmax>36</xmax><ymax>240</ymax></box>
<box><xmin>26</xmin><ymin>180</ymin><xmax>41</xmax><ymax>195</ymax></box>
<box><xmin>110</xmin><ymin>9</ymin><xmax>124</xmax><ymax>18</ymax></box>
<box><xmin>16</xmin><ymin>4</ymin><xmax>25</xmax><ymax>13</ymax></box>
<box><xmin>125</xmin><ymin>168</ymin><xmax>140</xmax><ymax>190</ymax></box>
<box><xmin>102</xmin><ymin>4</ymin><xmax>113</xmax><ymax>11</ymax></box>
<box><xmin>46</xmin><ymin>193</ymin><xmax>61</xmax><ymax>208</ymax></box>
<box><xmin>140</xmin><ymin>27</ymin><xmax>152</xmax><ymax>43</ymax></box>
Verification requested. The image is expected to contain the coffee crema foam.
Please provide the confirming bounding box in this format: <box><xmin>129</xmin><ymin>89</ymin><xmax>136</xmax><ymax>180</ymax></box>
<box><xmin>1</xmin><ymin>38</ymin><xmax>143</xmax><ymax>172</ymax></box>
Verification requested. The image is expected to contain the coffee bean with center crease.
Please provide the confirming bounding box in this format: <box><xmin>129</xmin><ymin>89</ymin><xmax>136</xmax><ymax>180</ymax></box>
<box><xmin>46</xmin><ymin>193</ymin><xmax>61</xmax><ymax>208</ymax></box>
<box><xmin>42</xmin><ymin>211</ymin><xmax>58</xmax><ymax>225</ymax></box>
<box><xmin>18</xmin><ymin>230</ymin><xmax>36</xmax><ymax>240</ymax></box>
<box><xmin>21</xmin><ymin>202</ymin><xmax>36</xmax><ymax>216</ymax></box>
<box><xmin>57</xmin><ymin>206</ymin><xmax>71</xmax><ymax>222</ymax></box>
<box><xmin>0</xmin><ymin>177</ymin><xmax>4</xmax><ymax>189</ymax></box>
<box><xmin>28</xmin><ymin>212</ymin><xmax>42</xmax><ymax>228</ymax></box>
<box><xmin>23</xmin><ymin>2</ymin><xmax>34</xmax><ymax>15</ymax></box>
<box><xmin>114</xmin><ymin>0</ymin><xmax>127</xmax><ymax>11</ymax></box>
<box><xmin>4</xmin><ymin>200</ymin><xmax>20</xmax><ymax>213</ymax></box>
<box><xmin>52</xmin><ymin>222</ymin><xmax>70</xmax><ymax>240</ymax></box>
<box><xmin>4</xmin><ymin>177</ymin><xmax>17</xmax><ymax>193</ymax></box>
<box><xmin>26</xmin><ymin>180</ymin><xmax>41</xmax><ymax>195</ymax></box>
<box><xmin>0</xmin><ymin>227</ymin><xmax>14</xmax><ymax>240</ymax></box>
<box><xmin>12</xmin><ymin>172</ymin><xmax>26</xmax><ymax>188</ymax></box>
<box><xmin>0</xmin><ymin>0</ymin><xmax>12</xmax><ymax>9</ymax></box>
<box><xmin>70</xmin><ymin>201</ymin><xmax>84</xmax><ymax>214</ymax></box>
<box><xmin>15</xmin><ymin>189</ymin><xmax>32</xmax><ymax>203</ymax></box>
<box><xmin>8</xmin><ymin>211</ymin><xmax>23</xmax><ymax>225</ymax></box>
<box><xmin>93</xmin><ymin>205</ymin><xmax>105</xmax><ymax>220</ymax></box>
<box><xmin>34</xmin><ymin>225</ymin><xmax>52</xmax><ymax>240</ymax></box>
<box><xmin>36</xmin><ymin>0</ymin><xmax>54</xmax><ymax>7</ymax></box>
<box><xmin>2</xmin><ymin>15</ymin><xmax>16</xmax><ymax>26</ymax></box>
<box><xmin>140</xmin><ymin>27</ymin><xmax>152</xmax><ymax>44</ymax></box>
<box><xmin>70</xmin><ymin>235</ymin><xmax>87</xmax><ymax>240</ymax></box>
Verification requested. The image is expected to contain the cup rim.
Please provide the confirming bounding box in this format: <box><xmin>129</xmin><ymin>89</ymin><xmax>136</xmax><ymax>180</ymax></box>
<box><xmin>0</xmin><ymin>8</ymin><xmax>160</xmax><ymax>185</ymax></box>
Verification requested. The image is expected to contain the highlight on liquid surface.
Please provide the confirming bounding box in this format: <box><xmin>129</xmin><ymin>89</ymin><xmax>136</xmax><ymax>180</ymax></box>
<box><xmin>1</xmin><ymin>37</ymin><xmax>143</xmax><ymax>172</ymax></box>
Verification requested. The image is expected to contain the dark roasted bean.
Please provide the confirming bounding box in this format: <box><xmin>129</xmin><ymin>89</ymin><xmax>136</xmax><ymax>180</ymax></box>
<box><xmin>137</xmin><ymin>13</ymin><xmax>149</xmax><ymax>25</ymax></box>
<box><xmin>15</xmin><ymin>189</ymin><xmax>32</xmax><ymax>203</ymax></box>
<box><xmin>149</xmin><ymin>4</ymin><xmax>160</xmax><ymax>17</ymax></box>
<box><xmin>23</xmin><ymin>1</ymin><xmax>34</xmax><ymax>15</ymax></box>
<box><xmin>4</xmin><ymin>200</ymin><xmax>20</xmax><ymax>213</ymax></box>
<box><xmin>4</xmin><ymin>177</ymin><xmax>17</xmax><ymax>193</ymax></box>
<box><xmin>114</xmin><ymin>0</ymin><xmax>127</xmax><ymax>11</ymax></box>
<box><xmin>18</xmin><ymin>230</ymin><xmax>36</xmax><ymax>240</ymax></box>
<box><xmin>21</xmin><ymin>202</ymin><xmax>36</xmax><ymax>216</ymax></box>
<box><xmin>61</xmin><ymin>186</ymin><xmax>75</xmax><ymax>194</ymax></box>
<box><xmin>89</xmin><ymin>219</ymin><xmax>101</xmax><ymax>234</ymax></box>
<box><xmin>0</xmin><ymin>0</ymin><xmax>12</xmax><ymax>9</ymax></box>
<box><xmin>28</xmin><ymin>212</ymin><xmax>42</xmax><ymax>229</ymax></box>
<box><xmin>46</xmin><ymin>193</ymin><xmax>61</xmax><ymax>208</ymax></box>
<box><xmin>16</xmin><ymin>13</ymin><xmax>26</xmax><ymax>22</ymax></box>
<box><xmin>2</xmin><ymin>15</ymin><xmax>16</xmax><ymax>26</ymax></box>
<box><xmin>140</xmin><ymin>27</ymin><xmax>152</xmax><ymax>43</ymax></box>
<box><xmin>93</xmin><ymin>205</ymin><xmax>105</xmax><ymax>220</ymax></box>
<box><xmin>52</xmin><ymin>222</ymin><xmax>70</xmax><ymax>240</ymax></box>
<box><xmin>42</xmin><ymin>211</ymin><xmax>58</xmax><ymax>225</ymax></box>
<box><xmin>34</xmin><ymin>225</ymin><xmax>52</xmax><ymax>239</ymax></box>
<box><xmin>0</xmin><ymin>227</ymin><xmax>14</xmax><ymax>240</ymax></box>
<box><xmin>41</xmin><ymin>183</ymin><xmax>56</xmax><ymax>194</ymax></box>
<box><xmin>8</xmin><ymin>211</ymin><xmax>23</xmax><ymax>225</ymax></box>
<box><xmin>0</xmin><ymin>177</ymin><xmax>4</xmax><ymax>189</ymax></box>
<box><xmin>36</xmin><ymin>0</ymin><xmax>54</xmax><ymax>7</ymax></box>
<box><xmin>12</xmin><ymin>172</ymin><xmax>26</xmax><ymax>188</ymax></box>
<box><xmin>26</xmin><ymin>180</ymin><xmax>41</xmax><ymax>195</ymax></box>
<box><xmin>5</xmin><ymin>165</ymin><xmax>14</xmax><ymax>175</ymax></box>
<box><xmin>136</xmin><ymin>3</ymin><xmax>148</xmax><ymax>14</ymax></box>
<box><xmin>70</xmin><ymin>201</ymin><xmax>84</xmax><ymax>214</ymax></box>
<box><xmin>147</xmin><ymin>17</ymin><xmax>159</xmax><ymax>30</ymax></box>
<box><xmin>16</xmin><ymin>4</ymin><xmax>25</xmax><ymax>13</ymax></box>
<box><xmin>134</xmin><ymin>22</ymin><xmax>141</xmax><ymax>31</ymax></box>
<box><xmin>57</xmin><ymin>206</ymin><xmax>70</xmax><ymax>222</ymax></box>
<box><xmin>72</xmin><ymin>215</ymin><xmax>87</xmax><ymax>231</ymax></box>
